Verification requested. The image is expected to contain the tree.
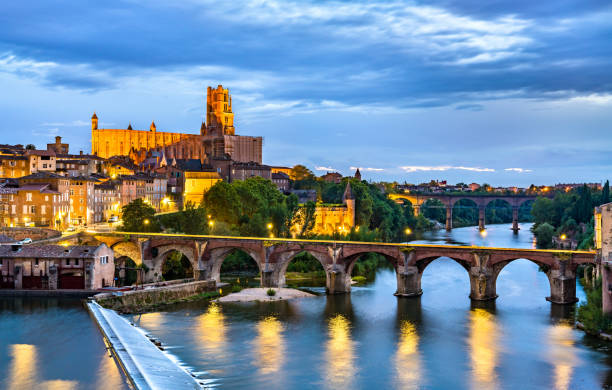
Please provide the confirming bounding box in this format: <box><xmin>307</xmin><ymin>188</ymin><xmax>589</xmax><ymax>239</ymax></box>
<box><xmin>531</xmin><ymin>197</ymin><xmax>554</xmax><ymax>225</ymax></box>
<box><xmin>25</xmin><ymin>144</ymin><xmax>36</xmax><ymax>150</ymax></box>
<box><xmin>290</xmin><ymin>165</ymin><xmax>314</xmax><ymax>181</ymax></box>
<box><xmin>533</xmin><ymin>223</ymin><xmax>555</xmax><ymax>249</ymax></box>
<box><xmin>603</xmin><ymin>180</ymin><xmax>610</xmax><ymax>205</ymax></box>
<box><xmin>119</xmin><ymin>198</ymin><xmax>160</xmax><ymax>232</ymax></box>
<box><xmin>293</xmin><ymin>201</ymin><xmax>316</xmax><ymax>238</ymax></box>
<box><xmin>178</xmin><ymin>202</ymin><xmax>208</xmax><ymax>235</ymax></box>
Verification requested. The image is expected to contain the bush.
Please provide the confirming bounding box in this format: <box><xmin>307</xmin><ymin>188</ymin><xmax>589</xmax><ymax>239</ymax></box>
<box><xmin>533</xmin><ymin>222</ymin><xmax>555</xmax><ymax>248</ymax></box>
<box><xmin>267</xmin><ymin>288</ymin><xmax>276</xmax><ymax>296</ymax></box>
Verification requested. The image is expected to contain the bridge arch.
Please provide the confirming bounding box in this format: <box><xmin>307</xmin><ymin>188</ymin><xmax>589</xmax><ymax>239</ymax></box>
<box><xmin>150</xmin><ymin>244</ymin><xmax>197</xmax><ymax>281</ymax></box>
<box><xmin>275</xmin><ymin>250</ymin><xmax>328</xmax><ymax>287</ymax></box>
<box><xmin>204</xmin><ymin>246</ymin><xmax>263</xmax><ymax>283</ymax></box>
<box><xmin>111</xmin><ymin>241</ymin><xmax>143</xmax><ymax>265</ymax></box>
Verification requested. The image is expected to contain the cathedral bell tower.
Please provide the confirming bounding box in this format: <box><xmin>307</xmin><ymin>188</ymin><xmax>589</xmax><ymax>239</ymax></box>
<box><xmin>91</xmin><ymin>112</ymin><xmax>98</xmax><ymax>130</ymax></box>
<box><xmin>206</xmin><ymin>85</ymin><xmax>235</xmax><ymax>135</ymax></box>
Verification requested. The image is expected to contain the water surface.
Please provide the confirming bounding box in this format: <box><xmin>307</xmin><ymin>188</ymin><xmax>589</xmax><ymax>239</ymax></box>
<box><xmin>127</xmin><ymin>223</ymin><xmax>612</xmax><ymax>389</ymax></box>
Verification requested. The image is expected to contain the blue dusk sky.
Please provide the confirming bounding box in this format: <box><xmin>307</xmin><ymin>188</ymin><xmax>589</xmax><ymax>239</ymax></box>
<box><xmin>1</xmin><ymin>0</ymin><xmax>611</xmax><ymax>186</ymax></box>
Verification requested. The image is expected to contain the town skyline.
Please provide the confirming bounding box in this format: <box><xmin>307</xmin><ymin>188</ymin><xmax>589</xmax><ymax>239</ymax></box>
<box><xmin>2</xmin><ymin>1</ymin><xmax>611</xmax><ymax>186</ymax></box>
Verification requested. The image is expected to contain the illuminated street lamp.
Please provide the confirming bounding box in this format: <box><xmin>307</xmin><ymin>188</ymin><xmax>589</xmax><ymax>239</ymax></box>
<box><xmin>209</xmin><ymin>220</ymin><xmax>214</xmax><ymax>227</ymax></box>
<box><xmin>143</xmin><ymin>219</ymin><xmax>150</xmax><ymax>225</ymax></box>
<box><xmin>560</xmin><ymin>234</ymin><xmax>567</xmax><ymax>240</ymax></box>
<box><xmin>479</xmin><ymin>229</ymin><xmax>488</xmax><ymax>238</ymax></box>
<box><xmin>267</xmin><ymin>223</ymin><xmax>273</xmax><ymax>230</ymax></box>
<box><xmin>405</xmin><ymin>228</ymin><xmax>412</xmax><ymax>235</ymax></box>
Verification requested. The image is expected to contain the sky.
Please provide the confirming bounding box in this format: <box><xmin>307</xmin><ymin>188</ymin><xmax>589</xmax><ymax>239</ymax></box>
<box><xmin>1</xmin><ymin>0</ymin><xmax>611</xmax><ymax>186</ymax></box>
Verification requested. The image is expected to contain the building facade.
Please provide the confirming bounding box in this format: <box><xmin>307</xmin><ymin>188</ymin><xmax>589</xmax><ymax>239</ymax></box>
<box><xmin>91</xmin><ymin>85</ymin><xmax>262</xmax><ymax>165</ymax></box>
<box><xmin>0</xmin><ymin>243</ymin><xmax>114</xmax><ymax>290</ymax></box>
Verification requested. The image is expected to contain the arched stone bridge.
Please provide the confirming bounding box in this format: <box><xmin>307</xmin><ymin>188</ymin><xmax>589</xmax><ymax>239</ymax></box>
<box><xmin>389</xmin><ymin>193</ymin><xmax>539</xmax><ymax>231</ymax></box>
<box><xmin>90</xmin><ymin>232</ymin><xmax>596</xmax><ymax>305</ymax></box>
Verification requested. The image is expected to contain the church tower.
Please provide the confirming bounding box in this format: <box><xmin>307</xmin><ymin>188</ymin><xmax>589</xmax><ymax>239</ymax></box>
<box><xmin>206</xmin><ymin>85</ymin><xmax>235</xmax><ymax>135</ymax></box>
<box><xmin>91</xmin><ymin>112</ymin><xmax>98</xmax><ymax>130</ymax></box>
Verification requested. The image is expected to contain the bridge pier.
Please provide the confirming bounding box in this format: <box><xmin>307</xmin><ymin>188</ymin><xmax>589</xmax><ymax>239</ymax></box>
<box><xmin>468</xmin><ymin>266</ymin><xmax>498</xmax><ymax>301</ymax></box>
<box><xmin>546</xmin><ymin>268</ymin><xmax>578</xmax><ymax>304</ymax></box>
<box><xmin>394</xmin><ymin>266</ymin><xmax>423</xmax><ymax>297</ymax></box>
<box><xmin>326</xmin><ymin>267</ymin><xmax>351</xmax><ymax>294</ymax></box>
<box><xmin>512</xmin><ymin>207</ymin><xmax>520</xmax><ymax>233</ymax></box>
<box><xmin>445</xmin><ymin>206</ymin><xmax>452</xmax><ymax>231</ymax></box>
<box><xmin>478</xmin><ymin>206</ymin><xmax>486</xmax><ymax>231</ymax></box>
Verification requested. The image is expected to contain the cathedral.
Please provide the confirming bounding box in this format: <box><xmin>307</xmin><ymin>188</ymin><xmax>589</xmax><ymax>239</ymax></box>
<box><xmin>91</xmin><ymin>85</ymin><xmax>263</xmax><ymax>165</ymax></box>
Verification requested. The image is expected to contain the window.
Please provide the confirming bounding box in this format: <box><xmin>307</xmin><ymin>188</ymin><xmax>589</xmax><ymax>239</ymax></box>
<box><xmin>0</xmin><ymin>260</ymin><xmax>3</xmax><ymax>266</ymax></box>
<box><xmin>26</xmin><ymin>192</ymin><xmax>32</xmax><ymax>201</ymax></box>
<box><xmin>35</xmin><ymin>259</ymin><xmax>39</xmax><ymax>266</ymax></box>
<box><xmin>42</xmin><ymin>164</ymin><xmax>47</xmax><ymax>169</ymax></box>
<box><xmin>75</xmin><ymin>259</ymin><xmax>79</xmax><ymax>266</ymax></box>
<box><xmin>30</xmin><ymin>205</ymin><xmax>36</xmax><ymax>214</ymax></box>
<box><xmin>45</xmin><ymin>195</ymin><xmax>49</xmax><ymax>202</ymax></box>
<box><xmin>66</xmin><ymin>259</ymin><xmax>70</xmax><ymax>266</ymax></box>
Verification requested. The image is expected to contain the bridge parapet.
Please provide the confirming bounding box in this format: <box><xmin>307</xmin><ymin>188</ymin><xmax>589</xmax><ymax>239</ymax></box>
<box><xmin>85</xmin><ymin>232</ymin><xmax>595</xmax><ymax>304</ymax></box>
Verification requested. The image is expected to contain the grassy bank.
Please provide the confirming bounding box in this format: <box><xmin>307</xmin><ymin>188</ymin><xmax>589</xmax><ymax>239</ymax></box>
<box><xmin>577</xmin><ymin>276</ymin><xmax>612</xmax><ymax>335</ymax></box>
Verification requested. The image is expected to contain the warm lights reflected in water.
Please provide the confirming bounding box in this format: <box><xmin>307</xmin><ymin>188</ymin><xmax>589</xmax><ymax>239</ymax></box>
<box><xmin>548</xmin><ymin>323</ymin><xmax>577</xmax><ymax>390</ymax></box>
<box><xmin>325</xmin><ymin>314</ymin><xmax>355</xmax><ymax>390</ymax></box>
<box><xmin>394</xmin><ymin>320</ymin><xmax>422</xmax><ymax>389</ymax></box>
<box><xmin>253</xmin><ymin>316</ymin><xmax>285</xmax><ymax>375</ymax></box>
<box><xmin>468</xmin><ymin>309</ymin><xmax>499</xmax><ymax>390</ymax></box>
<box><xmin>197</xmin><ymin>302</ymin><xmax>227</xmax><ymax>354</ymax></box>
<box><xmin>8</xmin><ymin>344</ymin><xmax>77</xmax><ymax>390</ymax></box>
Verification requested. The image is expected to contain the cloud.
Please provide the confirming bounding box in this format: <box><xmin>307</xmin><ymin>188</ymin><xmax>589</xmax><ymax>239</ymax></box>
<box><xmin>400</xmin><ymin>165</ymin><xmax>495</xmax><ymax>172</ymax></box>
<box><xmin>315</xmin><ymin>166</ymin><xmax>338</xmax><ymax>171</ymax></box>
<box><xmin>42</xmin><ymin>120</ymin><xmax>89</xmax><ymax>127</ymax></box>
<box><xmin>350</xmin><ymin>166</ymin><xmax>384</xmax><ymax>172</ymax></box>
<box><xmin>455</xmin><ymin>103</ymin><xmax>484</xmax><ymax>111</ymax></box>
<box><xmin>504</xmin><ymin>168</ymin><xmax>533</xmax><ymax>173</ymax></box>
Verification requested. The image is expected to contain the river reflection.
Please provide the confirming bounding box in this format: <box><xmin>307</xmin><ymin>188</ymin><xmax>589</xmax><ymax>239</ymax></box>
<box><xmin>253</xmin><ymin>316</ymin><xmax>285</xmax><ymax>376</ymax></box>
<box><xmin>548</xmin><ymin>322</ymin><xmax>578</xmax><ymax>390</ymax></box>
<box><xmin>8</xmin><ymin>344</ymin><xmax>78</xmax><ymax>390</ymax></box>
<box><xmin>394</xmin><ymin>320</ymin><xmax>422</xmax><ymax>389</ymax></box>
<box><xmin>196</xmin><ymin>302</ymin><xmax>227</xmax><ymax>354</ymax></box>
<box><xmin>324</xmin><ymin>314</ymin><xmax>355</xmax><ymax>390</ymax></box>
<box><xmin>468</xmin><ymin>308</ymin><xmax>499</xmax><ymax>390</ymax></box>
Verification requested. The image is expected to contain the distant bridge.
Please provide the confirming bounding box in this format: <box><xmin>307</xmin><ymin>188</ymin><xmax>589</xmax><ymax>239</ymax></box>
<box><xmin>77</xmin><ymin>232</ymin><xmax>595</xmax><ymax>305</ymax></box>
<box><xmin>389</xmin><ymin>193</ymin><xmax>539</xmax><ymax>231</ymax></box>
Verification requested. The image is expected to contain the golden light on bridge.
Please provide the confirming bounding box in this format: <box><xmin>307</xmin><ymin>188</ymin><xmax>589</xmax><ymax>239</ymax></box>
<box><xmin>197</xmin><ymin>303</ymin><xmax>227</xmax><ymax>354</ymax></box>
<box><xmin>405</xmin><ymin>228</ymin><xmax>412</xmax><ymax>235</ymax></box>
<box><xmin>480</xmin><ymin>229</ymin><xmax>488</xmax><ymax>238</ymax></box>
<box><xmin>325</xmin><ymin>314</ymin><xmax>355</xmax><ymax>390</ymax></box>
<box><xmin>560</xmin><ymin>234</ymin><xmax>567</xmax><ymax>241</ymax></box>
<box><xmin>143</xmin><ymin>219</ymin><xmax>150</xmax><ymax>225</ymax></box>
<box><xmin>469</xmin><ymin>309</ymin><xmax>499</xmax><ymax>390</ymax></box>
<box><xmin>548</xmin><ymin>323</ymin><xmax>577</xmax><ymax>390</ymax></box>
<box><xmin>395</xmin><ymin>320</ymin><xmax>422</xmax><ymax>389</ymax></box>
<box><xmin>253</xmin><ymin>316</ymin><xmax>285</xmax><ymax>376</ymax></box>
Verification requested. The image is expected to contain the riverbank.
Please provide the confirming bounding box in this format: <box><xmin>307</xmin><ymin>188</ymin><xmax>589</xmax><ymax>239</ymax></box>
<box><xmin>216</xmin><ymin>287</ymin><xmax>314</xmax><ymax>302</ymax></box>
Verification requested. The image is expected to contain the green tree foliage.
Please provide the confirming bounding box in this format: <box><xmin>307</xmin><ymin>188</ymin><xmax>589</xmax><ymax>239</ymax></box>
<box><xmin>293</xmin><ymin>201</ymin><xmax>317</xmax><ymax>238</ymax></box>
<box><xmin>603</xmin><ymin>180</ymin><xmax>610</xmax><ymax>205</ymax></box>
<box><xmin>159</xmin><ymin>202</ymin><xmax>209</xmax><ymax>235</ymax></box>
<box><xmin>578</xmin><ymin>278</ymin><xmax>612</xmax><ymax>334</ymax></box>
<box><xmin>572</xmin><ymin>185</ymin><xmax>593</xmax><ymax>224</ymax></box>
<box><xmin>162</xmin><ymin>251</ymin><xmax>193</xmax><ymax>280</ymax></box>
<box><xmin>119</xmin><ymin>198</ymin><xmax>160</xmax><ymax>232</ymax></box>
<box><xmin>290</xmin><ymin>165</ymin><xmax>314</xmax><ymax>181</ymax></box>
<box><xmin>203</xmin><ymin>177</ymin><xmax>298</xmax><ymax>238</ymax></box>
<box><xmin>533</xmin><ymin>222</ymin><xmax>555</xmax><ymax>248</ymax></box>
<box><xmin>220</xmin><ymin>250</ymin><xmax>260</xmax><ymax>274</ymax></box>
<box><xmin>421</xmin><ymin>199</ymin><xmax>445</xmax><ymax>222</ymax></box>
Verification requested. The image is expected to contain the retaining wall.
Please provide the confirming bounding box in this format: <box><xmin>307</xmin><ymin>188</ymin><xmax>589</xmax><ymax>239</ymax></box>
<box><xmin>94</xmin><ymin>280</ymin><xmax>216</xmax><ymax>312</ymax></box>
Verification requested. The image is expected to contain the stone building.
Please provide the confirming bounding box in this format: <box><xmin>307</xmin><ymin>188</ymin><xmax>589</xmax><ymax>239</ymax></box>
<box><xmin>291</xmin><ymin>182</ymin><xmax>356</xmax><ymax>236</ymax></box>
<box><xmin>595</xmin><ymin>203</ymin><xmax>612</xmax><ymax>314</ymax></box>
<box><xmin>156</xmin><ymin>158</ymin><xmax>221</xmax><ymax>207</ymax></box>
<box><xmin>17</xmin><ymin>172</ymin><xmax>71</xmax><ymax>229</ymax></box>
<box><xmin>91</xmin><ymin>85</ymin><xmax>263</xmax><ymax>165</ymax></box>
<box><xmin>272</xmin><ymin>172</ymin><xmax>290</xmax><ymax>191</ymax></box>
<box><xmin>0</xmin><ymin>155</ymin><xmax>29</xmax><ymax>178</ymax></box>
<box><xmin>47</xmin><ymin>136</ymin><xmax>70</xmax><ymax>154</ymax></box>
<box><xmin>69</xmin><ymin>176</ymin><xmax>96</xmax><ymax>226</ymax></box>
<box><xmin>0</xmin><ymin>243</ymin><xmax>114</xmax><ymax>290</ymax></box>
<box><xmin>26</xmin><ymin>150</ymin><xmax>56</xmax><ymax>174</ymax></box>
<box><xmin>321</xmin><ymin>171</ymin><xmax>343</xmax><ymax>184</ymax></box>
<box><xmin>94</xmin><ymin>181</ymin><xmax>119</xmax><ymax>223</ymax></box>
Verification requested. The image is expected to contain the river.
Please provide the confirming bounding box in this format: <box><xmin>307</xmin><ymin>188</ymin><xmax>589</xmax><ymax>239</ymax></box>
<box><xmin>1</xmin><ymin>223</ymin><xmax>611</xmax><ymax>389</ymax></box>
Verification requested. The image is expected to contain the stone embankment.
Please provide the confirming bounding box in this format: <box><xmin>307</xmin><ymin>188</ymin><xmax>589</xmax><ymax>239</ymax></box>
<box><xmin>217</xmin><ymin>287</ymin><xmax>314</xmax><ymax>303</ymax></box>
<box><xmin>0</xmin><ymin>227</ymin><xmax>61</xmax><ymax>241</ymax></box>
<box><xmin>87</xmin><ymin>301</ymin><xmax>201</xmax><ymax>389</ymax></box>
<box><xmin>95</xmin><ymin>280</ymin><xmax>217</xmax><ymax>313</ymax></box>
